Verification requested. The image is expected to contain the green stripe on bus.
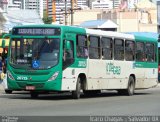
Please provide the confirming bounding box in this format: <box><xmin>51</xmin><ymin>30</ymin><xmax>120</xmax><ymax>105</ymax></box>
<box><xmin>70</xmin><ymin>59</ymin><xmax>87</xmax><ymax>68</ymax></box>
<box><xmin>134</xmin><ymin>62</ymin><xmax>158</xmax><ymax>68</ymax></box>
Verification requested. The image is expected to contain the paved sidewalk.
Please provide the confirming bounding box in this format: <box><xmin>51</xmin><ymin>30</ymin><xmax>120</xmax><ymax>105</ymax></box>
<box><xmin>157</xmin><ymin>83</ymin><xmax>160</xmax><ymax>88</ymax></box>
<box><xmin>0</xmin><ymin>80</ymin><xmax>4</xmax><ymax>90</ymax></box>
<box><xmin>0</xmin><ymin>83</ymin><xmax>4</xmax><ymax>91</ymax></box>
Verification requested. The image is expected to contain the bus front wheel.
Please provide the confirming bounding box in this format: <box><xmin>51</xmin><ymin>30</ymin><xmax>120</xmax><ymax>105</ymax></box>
<box><xmin>72</xmin><ymin>77</ymin><xmax>82</xmax><ymax>99</ymax></box>
<box><xmin>126</xmin><ymin>76</ymin><xmax>135</xmax><ymax>96</ymax></box>
<box><xmin>5</xmin><ymin>90</ymin><xmax>12</xmax><ymax>94</ymax></box>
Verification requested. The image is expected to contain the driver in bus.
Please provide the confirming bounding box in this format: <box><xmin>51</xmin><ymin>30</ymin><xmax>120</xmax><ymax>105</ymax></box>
<box><xmin>41</xmin><ymin>39</ymin><xmax>51</xmax><ymax>53</ymax></box>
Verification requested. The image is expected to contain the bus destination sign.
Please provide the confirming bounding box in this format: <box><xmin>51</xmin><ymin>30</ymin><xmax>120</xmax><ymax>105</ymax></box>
<box><xmin>12</xmin><ymin>27</ymin><xmax>61</xmax><ymax>36</ymax></box>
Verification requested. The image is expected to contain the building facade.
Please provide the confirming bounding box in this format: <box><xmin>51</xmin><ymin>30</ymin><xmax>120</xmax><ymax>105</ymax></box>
<box><xmin>1</xmin><ymin>0</ymin><xmax>43</xmax><ymax>18</ymax></box>
<box><xmin>97</xmin><ymin>8</ymin><xmax>157</xmax><ymax>32</ymax></box>
<box><xmin>25</xmin><ymin>0</ymin><xmax>43</xmax><ymax>18</ymax></box>
<box><xmin>47</xmin><ymin>0</ymin><xmax>87</xmax><ymax>23</ymax></box>
<box><xmin>92</xmin><ymin>0</ymin><xmax>112</xmax><ymax>9</ymax></box>
<box><xmin>47</xmin><ymin>0</ymin><xmax>143</xmax><ymax>23</ymax></box>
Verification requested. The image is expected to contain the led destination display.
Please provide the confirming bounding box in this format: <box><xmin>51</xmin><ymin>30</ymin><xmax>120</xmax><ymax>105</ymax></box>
<box><xmin>12</xmin><ymin>27</ymin><xmax>61</xmax><ymax>36</ymax></box>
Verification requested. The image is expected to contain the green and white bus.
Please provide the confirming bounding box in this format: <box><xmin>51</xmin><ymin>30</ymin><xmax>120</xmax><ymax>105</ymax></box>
<box><xmin>3</xmin><ymin>25</ymin><xmax>158</xmax><ymax>99</ymax></box>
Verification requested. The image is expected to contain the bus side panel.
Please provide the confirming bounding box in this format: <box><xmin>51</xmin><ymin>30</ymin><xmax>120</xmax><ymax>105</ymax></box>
<box><xmin>107</xmin><ymin>61</ymin><xmax>134</xmax><ymax>89</ymax></box>
<box><xmin>134</xmin><ymin>62</ymin><xmax>158</xmax><ymax>89</ymax></box>
<box><xmin>61</xmin><ymin>67</ymin><xmax>88</xmax><ymax>91</ymax></box>
<box><xmin>61</xmin><ymin>68</ymin><xmax>77</xmax><ymax>91</ymax></box>
<box><xmin>144</xmin><ymin>68</ymin><xmax>158</xmax><ymax>88</ymax></box>
<box><xmin>87</xmin><ymin>59</ymin><xmax>109</xmax><ymax>90</ymax></box>
<box><xmin>87</xmin><ymin>60</ymin><xmax>133</xmax><ymax>90</ymax></box>
<box><xmin>134</xmin><ymin>68</ymin><xmax>145</xmax><ymax>89</ymax></box>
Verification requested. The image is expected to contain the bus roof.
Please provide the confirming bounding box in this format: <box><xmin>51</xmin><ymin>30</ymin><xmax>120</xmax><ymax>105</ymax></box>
<box><xmin>128</xmin><ymin>32</ymin><xmax>159</xmax><ymax>43</ymax></box>
<box><xmin>12</xmin><ymin>24</ymin><xmax>85</xmax><ymax>31</ymax></box>
<box><xmin>86</xmin><ymin>29</ymin><xmax>134</xmax><ymax>40</ymax></box>
<box><xmin>11</xmin><ymin>24</ymin><xmax>87</xmax><ymax>36</ymax></box>
<box><xmin>128</xmin><ymin>32</ymin><xmax>159</xmax><ymax>39</ymax></box>
<box><xmin>11</xmin><ymin>25</ymin><xmax>159</xmax><ymax>43</ymax></box>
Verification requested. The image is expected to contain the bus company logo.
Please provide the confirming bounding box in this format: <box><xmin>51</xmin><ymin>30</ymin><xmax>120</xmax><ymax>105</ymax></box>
<box><xmin>106</xmin><ymin>63</ymin><xmax>121</xmax><ymax>75</ymax></box>
<box><xmin>78</xmin><ymin>61</ymin><xmax>87</xmax><ymax>67</ymax></box>
<box><xmin>17</xmin><ymin>76</ymin><xmax>28</xmax><ymax>81</ymax></box>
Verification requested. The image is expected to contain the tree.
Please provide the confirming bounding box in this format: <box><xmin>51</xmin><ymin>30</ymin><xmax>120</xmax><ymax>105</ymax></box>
<box><xmin>42</xmin><ymin>17</ymin><xmax>53</xmax><ymax>24</ymax></box>
<box><xmin>42</xmin><ymin>9</ymin><xmax>53</xmax><ymax>24</ymax></box>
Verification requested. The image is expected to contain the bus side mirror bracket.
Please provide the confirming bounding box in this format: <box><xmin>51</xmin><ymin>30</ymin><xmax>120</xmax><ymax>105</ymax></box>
<box><xmin>64</xmin><ymin>40</ymin><xmax>71</xmax><ymax>50</ymax></box>
<box><xmin>2</xmin><ymin>34</ymin><xmax>10</xmax><ymax>48</ymax></box>
<box><xmin>2</xmin><ymin>39</ymin><xmax>5</xmax><ymax>48</ymax></box>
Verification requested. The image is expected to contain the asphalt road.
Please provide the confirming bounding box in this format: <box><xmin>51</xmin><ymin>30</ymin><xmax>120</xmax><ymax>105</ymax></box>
<box><xmin>0</xmin><ymin>86</ymin><xmax>160</xmax><ymax>117</ymax></box>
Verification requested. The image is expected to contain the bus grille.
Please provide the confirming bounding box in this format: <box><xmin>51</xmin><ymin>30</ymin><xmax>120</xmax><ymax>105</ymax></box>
<box><xmin>17</xmin><ymin>82</ymin><xmax>45</xmax><ymax>89</ymax></box>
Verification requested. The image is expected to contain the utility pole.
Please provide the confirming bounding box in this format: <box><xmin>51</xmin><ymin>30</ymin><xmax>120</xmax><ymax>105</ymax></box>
<box><xmin>65</xmin><ymin>0</ymin><xmax>67</xmax><ymax>25</ymax></box>
<box><xmin>113</xmin><ymin>0</ymin><xmax>114</xmax><ymax>9</ymax></box>
<box><xmin>70</xmin><ymin>0</ymin><xmax>74</xmax><ymax>25</ymax></box>
<box><xmin>36</xmin><ymin>0</ymin><xmax>39</xmax><ymax>17</ymax></box>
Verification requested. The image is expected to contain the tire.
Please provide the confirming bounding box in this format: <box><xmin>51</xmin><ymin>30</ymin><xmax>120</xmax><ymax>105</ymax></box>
<box><xmin>117</xmin><ymin>76</ymin><xmax>135</xmax><ymax>96</ymax></box>
<box><xmin>5</xmin><ymin>90</ymin><xmax>12</xmax><ymax>94</ymax></box>
<box><xmin>126</xmin><ymin>76</ymin><xmax>135</xmax><ymax>96</ymax></box>
<box><xmin>72</xmin><ymin>77</ymin><xmax>81</xmax><ymax>99</ymax></box>
<box><xmin>30</xmin><ymin>92</ymin><xmax>39</xmax><ymax>99</ymax></box>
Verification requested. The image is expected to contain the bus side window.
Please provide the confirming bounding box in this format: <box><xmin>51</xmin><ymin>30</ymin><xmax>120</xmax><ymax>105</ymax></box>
<box><xmin>125</xmin><ymin>40</ymin><xmax>135</xmax><ymax>61</ymax></box>
<box><xmin>63</xmin><ymin>40</ymin><xmax>74</xmax><ymax>69</ymax></box>
<box><xmin>101</xmin><ymin>37</ymin><xmax>112</xmax><ymax>60</ymax></box>
<box><xmin>146</xmin><ymin>43</ymin><xmax>155</xmax><ymax>62</ymax></box>
<box><xmin>136</xmin><ymin>42</ymin><xmax>145</xmax><ymax>62</ymax></box>
<box><xmin>76</xmin><ymin>35</ymin><xmax>88</xmax><ymax>58</ymax></box>
<box><xmin>89</xmin><ymin>36</ymin><xmax>100</xmax><ymax>59</ymax></box>
<box><xmin>114</xmin><ymin>39</ymin><xmax>124</xmax><ymax>60</ymax></box>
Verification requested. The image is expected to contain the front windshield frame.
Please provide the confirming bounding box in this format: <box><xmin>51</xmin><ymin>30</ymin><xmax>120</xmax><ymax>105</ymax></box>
<box><xmin>9</xmin><ymin>37</ymin><xmax>61</xmax><ymax>70</ymax></box>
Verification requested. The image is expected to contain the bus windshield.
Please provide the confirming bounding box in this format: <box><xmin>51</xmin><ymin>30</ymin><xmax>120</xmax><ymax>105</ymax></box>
<box><xmin>10</xmin><ymin>38</ymin><xmax>60</xmax><ymax>69</ymax></box>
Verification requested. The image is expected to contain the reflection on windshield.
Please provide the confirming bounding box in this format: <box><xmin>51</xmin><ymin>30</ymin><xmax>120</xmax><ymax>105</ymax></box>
<box><xmin>10</xmin><ymin>38</ymin><xmax>60</xmax><ymax>69</ymax></box>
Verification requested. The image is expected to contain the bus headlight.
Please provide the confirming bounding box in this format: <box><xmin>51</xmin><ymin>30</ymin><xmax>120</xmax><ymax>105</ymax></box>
<box><xmin>7</xmin><ymin>71</ymin><xmax>15</xmax><ymax>80</ymax></box>
<box><xmin>48</xmin><ymin>71</ymin><xmax>59</xmax><ymax>81</ymax></box>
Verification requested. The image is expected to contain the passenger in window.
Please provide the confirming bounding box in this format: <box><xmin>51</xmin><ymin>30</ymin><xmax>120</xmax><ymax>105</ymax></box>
<box><xmin>142</xmin><ymin>54</ymin><xmax>147</xmax><ymax>61</ymax></box>
<box><xmin>84</xmin><ymin>48</ymin><xmax>88</xmax><ymax>57</ymax></box>
<box><xmin>76</xmin><ymin>46</ymin><xmax>81</xmax><ymax>57</ymax></box>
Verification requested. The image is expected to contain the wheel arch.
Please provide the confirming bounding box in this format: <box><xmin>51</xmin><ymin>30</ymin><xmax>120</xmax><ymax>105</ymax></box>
<box><xmin>78</xmin><ymin>73</ymin><xmax>87</xmax><ymax>90</ymax></box>
<box><xmin>130</xmin><ymin>74</ymin><xmax>136</xmax><ymax>84</ymax></box>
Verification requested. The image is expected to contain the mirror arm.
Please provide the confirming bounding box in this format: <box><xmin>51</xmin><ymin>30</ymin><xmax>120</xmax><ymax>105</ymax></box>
<box><xmin>2</xmin><ymin>34</ymin><xmax>10</xmax><ymax>39</ymax></box>
<box><xmin>2</xmin><ymin>34</ymin><xmax>10</xmax><ymax>48</ymax></box>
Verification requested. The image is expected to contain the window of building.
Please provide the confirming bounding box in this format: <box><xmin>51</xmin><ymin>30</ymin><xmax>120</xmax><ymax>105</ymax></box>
<box><xmin>89</xmin><ymin>36</ymin><xmax>100</xmax><ymax>59</ymax></box>
<box><xmin>76</xmin><ymin>35</ymin><xmax>88</xmax><ymax>58</ymax></box>
<box><xmin>146</xmin><ymin>43</ymin><xmax>155</xmax><ymax>62</ymax></box>
<box><xmin>136</xmin><ymin>42</ymin><xmax>145</xmax><ymax>61</ymax></box>
<box><xmin>114</xmin><ymin>39</ymin><xmax>124</xmax><ymax>60</ymax></box>
<box><xmin>101</xmin><ymin>37</ymin><xmax>112</xmax><ymax>60</ymax></box>
<box><xmin>125</xmin><ymin>40</ymin><xmax>135</xmax><ymax>61</ymax></box>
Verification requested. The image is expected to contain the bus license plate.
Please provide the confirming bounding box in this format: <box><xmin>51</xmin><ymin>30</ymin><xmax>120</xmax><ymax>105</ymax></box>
<box><xmin>26</xmin><ymin>86</ymin><xmax>35</xmax><ymax>90</ymax></box>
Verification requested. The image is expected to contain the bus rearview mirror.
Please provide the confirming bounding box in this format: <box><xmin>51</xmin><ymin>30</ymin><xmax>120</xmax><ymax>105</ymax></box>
<box><xmin>2</xmin><ymin>39</ymin><xmax>5</xmax><ymax>48</ymax></box>
<box><xmin>65</xmin><ymin>41</ymin><xmax>71</xmax><ymax>50</ymax></box>
<box><xmin>2</xmin><ymin>33</ymin><xmax>10</xmax><ymax>48</ymax></box>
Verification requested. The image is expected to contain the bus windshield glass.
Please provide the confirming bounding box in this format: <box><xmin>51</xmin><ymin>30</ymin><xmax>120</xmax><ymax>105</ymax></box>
<box><xmin>10</xmin><ymin>38</ymin><xmax>60</xmax><ymax>69</ymax></box>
